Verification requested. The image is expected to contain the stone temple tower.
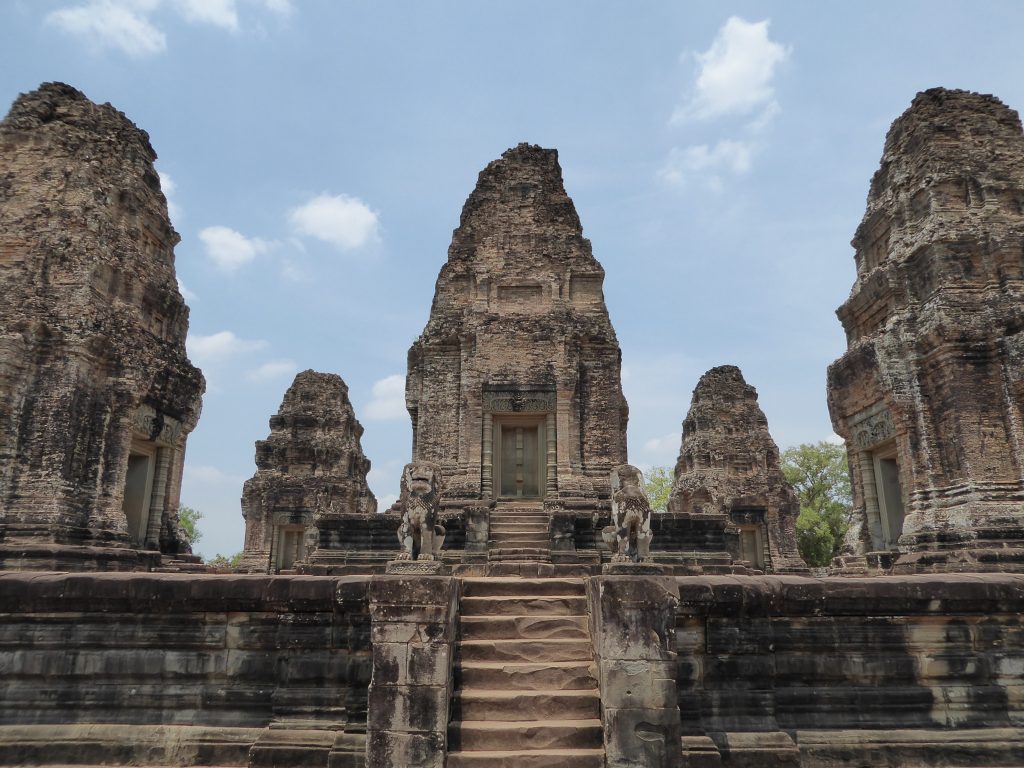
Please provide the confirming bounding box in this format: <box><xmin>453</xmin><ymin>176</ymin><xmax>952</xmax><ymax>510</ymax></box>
<box><xmin>239</xmin><ymin>370</ymin><xmax>377</xmax><ymax>573</ymax></box>
<box><xmin>0</xmin><ymin>83</ymin><xmax>204</xmax><ymax>570</ymax></box>
<box><xmin>829</xmin><ymin>88</ymin><xmax>1024</xmax><ymax>573</ymax></box>
<box><xmin>406</xmin><ymin>143</ymin><xmax>628</xmax><ymax>509</ymax></box>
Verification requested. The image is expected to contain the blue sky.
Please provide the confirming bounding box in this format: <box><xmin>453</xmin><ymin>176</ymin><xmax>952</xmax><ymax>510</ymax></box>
<box><xmin>4</xmin><ymin>1</ymin><xmax>1024</xmax><ymax>559</ymax></box>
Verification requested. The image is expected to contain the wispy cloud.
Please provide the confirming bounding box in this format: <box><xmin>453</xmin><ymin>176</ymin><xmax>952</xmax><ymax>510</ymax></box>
<box><xmin>175</xmin><ymin>0</ymin><xmax>237</xmax><ymax>31</ymax></box>
<box><xmin>47</xmin><ymin>0</ymin><xmax>166</xmax><ymax>57</ymax></box>
<box><xmin>364</xmin><ymin>374</ymin><xmax>406</xmax><ymax>420</ymax></box>
<box><xmin>658</xmin><ymin>140</ymin><xmax>753</xmax><ymax>189</ymax></box>
<box><xmin>157</xmin><ymin>170</ymin><xmax>183</xmax><ymax>221</ymax></box>
<box><xmin>643</xmin><ymin>432</ymin><xmax>682</xmax><ymax>457</ymax></box>
<box><xmin>672</xmin><ymin>17</ymin><xmax>790</xmax><ymax>126</ymax></box>
<box><xmin>198</xmin><ymin>225</ymin><xmax>270</xmax><ymax>272</ymax></box>
<box><xmin>245</xmin><ymin>358</ymin><xmax>298</xmax><ymax>382</ymax></box>
<box><xmin>186</xmin><ymin>330</ymin><xmax>267</xmax><ymax>365</ymax></box>
<box><xmin>177</xmin><ymin>277</ymin><xmax>198</xmax><ymax>303</ymax></box>
<box><xmin>289</xmin><ymin>193</ymin><xmax>380</xmax><ymax>251</ymax></box>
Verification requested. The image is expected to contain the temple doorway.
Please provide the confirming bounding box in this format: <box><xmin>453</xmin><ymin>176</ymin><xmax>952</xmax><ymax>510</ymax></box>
<box><xmin>873</xmin><ymin>442</ymin><xmax>905</xmax><ymax>547</ymax></box>
<box><xmin>494</xmin><ymin>417</ymin><xmax>547</xmax><ymax>499</ymax></box>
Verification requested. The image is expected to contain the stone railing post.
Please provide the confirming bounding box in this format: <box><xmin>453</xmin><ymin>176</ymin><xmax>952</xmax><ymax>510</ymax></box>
<box><xmin>588</xmin><ymin>575</ymin><xmax>682</xmax><ymax>768</ymax></box>
<box><xmin>366</xmin><ymin>575</ymin><xmax>459</xmax><ymax>768</ymax></box>
<box><xmin>462</xmin><ymin>504</ymin><xmax>490</xmax><ymax>565</ymax></box>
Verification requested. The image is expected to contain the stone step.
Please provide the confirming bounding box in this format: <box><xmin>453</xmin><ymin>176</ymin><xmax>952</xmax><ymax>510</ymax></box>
<box><xmin>461</xmin><ymin>578</ymin><xmax>586</xmax><ymax>598</ymax></box>
<box><xmin>449</xmin><ymin>719</ymin><xmax>603</xmax><ymax>751</ymax></box>
<box><xmin>460</xmin><ymin>595</ymin><xmax>585</xmax><ymax>617</ymax></box>
<box><xmin>486</xmin><ymin>562</ymin><xmax>557</xmax><ymax>577</ymax></box>
<box><xmin>490</xmin><ymin>525</ymin><xmax>548</xmax><ymax>535</ymax></box>
<box><xmin>490</xmin><ymin>539</ymin><xmax>549</xmax><ymax>547</ymax></box>
<box><xmin>447</xmin><ymin>749</ymin><xmax>604</xmax><ymax>768</ymax></box>
<box><xmin>459</xmin><ymin>614</ymin><xmax>589</xmax><ymax>640</ymax></box>
<box><xmin>489</xmin><ymin>512</ymin><xmax>549</xmax><ymax>520</ymax></box>
<box><xmin>457</xmin><ymin>638</ymin><xmax>593</xmax><ymax>663</ymax></box>
<box><xmin>452</xmin><ymin>689</ymin><xmax>601</xmax><ymax>721</ymax></box>
<box><xmin>457</xmin><ymin>660</ymin><xmax>597</xmax><ymax>690</ymax></box>
<box><xmin>487</xmin><ymin>547</ymin><xmax>551</xmax><ymax>557</ymax></box>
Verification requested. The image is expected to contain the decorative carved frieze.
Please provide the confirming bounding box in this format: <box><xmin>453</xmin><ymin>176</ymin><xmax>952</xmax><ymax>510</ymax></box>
<box><xmin>483</xmin><ymin>389</ymin><xmax>556</xmax><ymax>413</ymax></box>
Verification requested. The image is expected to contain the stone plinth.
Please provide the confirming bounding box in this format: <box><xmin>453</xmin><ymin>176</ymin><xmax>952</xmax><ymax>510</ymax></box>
<box><xmin>0</xmin><ymin>82</ymin><xmax>204</xmax><ymax>570</ymax></box>
<box><xmin>829</xmin><ymin>88</ymin><xmax>1024</xmax><ymax>571</ymax></box>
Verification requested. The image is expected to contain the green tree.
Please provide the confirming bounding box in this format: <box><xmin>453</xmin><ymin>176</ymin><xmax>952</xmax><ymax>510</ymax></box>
<box><xmin>781</xmin><ymin>441</ymin><xmax>853</xmax><ymax>567</ymax></box>
<box><xmin>206</xmin><ymin>551</ymin><xmax>243</xmax><ymax>569</ymax></box>
<box><xmin>178</xmin><ymin>504</ymin><xmax>203</xmax><ymax>546</ymax></box>
<box><xmin>643</xmin><ymin>466</ymin><xmax>674</xmax><ymax>512</ymax></box>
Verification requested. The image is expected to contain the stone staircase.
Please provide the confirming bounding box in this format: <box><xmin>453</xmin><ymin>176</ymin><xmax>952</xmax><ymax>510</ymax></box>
<box><xmin>447</xmin><ymin>576</ymin><xmax>603</xmax><ymax>767</ymax></box>
<box><xmin>487</xmin><ymin>502</ymin><xmax>553</xmax><ymax>577</ymax></box>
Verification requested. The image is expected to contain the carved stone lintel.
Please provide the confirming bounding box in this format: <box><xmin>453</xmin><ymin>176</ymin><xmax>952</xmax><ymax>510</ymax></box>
<box><xmin>133</xmin><ymin>404</ymin><xmax>183</xmax><ymax>446</ymax></box>
<box><xmin>849</xmin><ymin>403</ymin><xmax>896</xmax><ymax>450</ymax></box>
<box><xmin>483</xmin><ymin>389</ymin><xmax>556</xmax><ymax>413</ymax></box>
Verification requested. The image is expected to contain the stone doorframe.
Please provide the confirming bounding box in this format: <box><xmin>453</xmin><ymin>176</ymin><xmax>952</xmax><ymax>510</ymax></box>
<box><xmin>481</xmin><ymin>385</ymin><xmax>557</xmax><ymax>499</ymax></box>
<box><xmin>123</xmin><ymin>404</ymin><xmax>184</xmax><ymax>549</ymax></box>
<box><xmin>848</xmin><ymin>401</ymin><xmax>906</xmax><ymax>551</ymax></box>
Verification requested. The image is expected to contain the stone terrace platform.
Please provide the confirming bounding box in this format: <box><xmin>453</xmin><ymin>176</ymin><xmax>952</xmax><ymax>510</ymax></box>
<box><xmin>1</xmin><ymin>571</ymin><xmax>1023</xmax><ymax>767</ymax></box>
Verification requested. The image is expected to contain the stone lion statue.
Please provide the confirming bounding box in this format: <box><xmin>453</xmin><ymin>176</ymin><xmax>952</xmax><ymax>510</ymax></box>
<box><xmin>395</xmin><ymin>461</ymin><xmax>446</xmax><ymax>561</ymax></box>
<box><xmin>602</xmin><ymin>464</ymin><xmax>653</xmax><ymax>563</ymax></box>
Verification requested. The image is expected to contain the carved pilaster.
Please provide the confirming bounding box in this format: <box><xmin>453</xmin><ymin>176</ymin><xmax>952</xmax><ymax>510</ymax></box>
<box><xmin>546</xmin><ymin>412</ymin><xmax>557</xmax><ymax>495</ymax></box>
<box><xmin>482</xmin><ymin>412</ymin><xmax>493</xmax><ymax>498</ymax></box>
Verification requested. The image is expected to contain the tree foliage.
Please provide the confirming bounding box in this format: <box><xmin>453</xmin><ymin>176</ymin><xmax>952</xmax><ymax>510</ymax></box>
<box><xmin>781</xmin><ymin>441</ymin><xmax>853</xmax><ymax>567</ymax></box>
<box><xmin>643</xmin><ymin>466</ymin><xmax>674</xmax><ymax>512</ymax></box>
<box><xmin>178</xmin><ymin>504</ymin><xmax>203</xmax><ymax>545</ymax></box>
<box><xmin>206</xmin><ymin>551</ymin><xmax>243</xmax><ymax>569</ymax></box>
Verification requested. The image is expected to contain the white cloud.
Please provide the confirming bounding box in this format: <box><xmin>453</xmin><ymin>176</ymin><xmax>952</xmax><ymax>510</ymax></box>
<box><xmin>177</xmin><ymin>277</ymin><xmax>198</xmax><ymax>303</ymax></box>
<box><xmin>198</xmin><ymin>225</ymin><xmax>269</xmax><ymax>272</ymax></box>
<box><xmin>826</xmin><ymin>432</ymin><xmax>846</xmax><ymax>445</ymax></box>
<box><xmin>289</xmin><ymin>193</ymin><xmax>380</xmax><ymax>251</ymax></box>
<box><xmin>245</xmin><ymin>358</ymin><xmax>298</xmax><ymax>382</ymax></box>
<box><xmin>658</xmin><ymin>140</ymin><xmax>754</xmax><ymax>188</ymax></box>
<box><xmin>377</xmin><ymin>493</ymin><xmax>398</xmax><ymax>511</ymax></box>
<box><xmin>672</xmin><ymin>17</ymin><xmax>790</xmax><ymax>124</ymax></box>
<box><xmin>46</xmin><ymin>0</ymin><xmax>167</xmax><ymax>57</ymax></box>
<box><xmin>174</xmin><ymin>0</ymin><xmax>237</xmax><ymax>30</ymax></box>
<box><xmin>158</xmin><ymin>170</ymin><xmax>176</xmax><ymax>196</ymax></box>
<box><xmin>45</xmin><ymin>0</ymin><xmax>293</xmax><ymax>56</ymax></box>
<box><xmin>365</xmin><ymin>374</ymin><xmax>406</xmax><ymax>420</ymax></box>
<box><xmin>158</xmin><ymin>170</ymin><xmax>182</xmax><ymax>221</ymax></box>
<box><xmin>187</xmin><ymin>330</ymin><xmax>267</xmax><ymax>365</ymax></box>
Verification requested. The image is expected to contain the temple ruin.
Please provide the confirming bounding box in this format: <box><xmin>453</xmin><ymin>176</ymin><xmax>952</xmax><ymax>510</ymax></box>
<box><xmin>239</xmin><ymin>370</ymin><xmax>376</xmax><ymax>573</ymax></box>
<box><xmin>829</xmin><ymin>88</ymin><xmax>1024</xmax><ymax>574</ymax></box>
<box><xmin>0</xmin><ymin>83</ymin><xmax>204</xmax><ymax>571</ymax></box>
<box><xmin>1</xmin><ymin>82</ymin><xmax>1024</xmax><ymax>768</ymax></box>
<box><xmin>668</xmin><ymin>365</ymin><xmax>807</xmax><ymax>573</ymax></box>
<box><xmin>406</xmin><ymin>143</ymin><xmax>628</xmax><ymax>509</ymax></box>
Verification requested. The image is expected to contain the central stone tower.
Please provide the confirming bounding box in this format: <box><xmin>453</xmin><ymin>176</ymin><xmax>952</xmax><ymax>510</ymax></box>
<box><xmin>407</xmin><ymin>143</ymin><xmax>628</xmax><ymax>509</ymax></box>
